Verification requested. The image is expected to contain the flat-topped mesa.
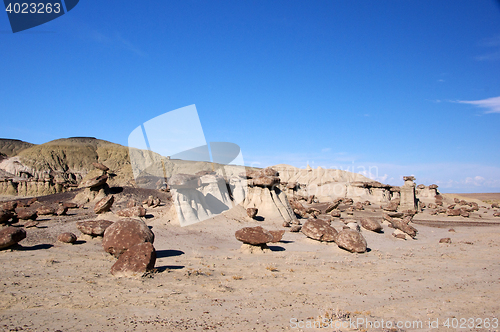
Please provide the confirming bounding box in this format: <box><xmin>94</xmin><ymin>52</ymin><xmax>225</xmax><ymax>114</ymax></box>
<box><xmin>399</xmin><ymin>175</ymin><xmax>418</xmax><ymax>212</ymax></box>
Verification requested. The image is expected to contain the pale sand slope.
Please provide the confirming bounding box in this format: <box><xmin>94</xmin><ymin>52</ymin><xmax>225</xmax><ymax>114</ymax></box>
<box><xmin>1</xmin><ymin>205</ymin><xmax>499</xmax><ymax>332</ymax></box>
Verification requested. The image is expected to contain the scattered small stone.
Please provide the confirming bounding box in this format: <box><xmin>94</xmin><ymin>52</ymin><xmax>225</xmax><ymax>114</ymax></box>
<box><xmin>439</xmin><ymin>238</ymin><xmax>451</xmax><ymax>244</ymax></box>
<box><xmin>448</xmin><ymin>228</ymin><xmax>456</xmax><ymax>232</ymax></box>
<box><xmin>58</xmin><ymin>232</ymin><xmax>77</xmax><ymax>244</ymax></box>
<box><xmin>246</xmin><ymin>208</ymin><xmax>258</xmax><ymax>219</ymax></box>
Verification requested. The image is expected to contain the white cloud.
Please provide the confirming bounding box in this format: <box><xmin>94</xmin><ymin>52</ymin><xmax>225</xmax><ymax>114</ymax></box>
<box><xmin>457</xmin><ymin>96</ymin><xmax>500</xmax><ymax>114</ymax></box>
<box><xmin>476</xmin><ymin>35</ymin><xmax>500</xmax><ymax>61</ymax></box>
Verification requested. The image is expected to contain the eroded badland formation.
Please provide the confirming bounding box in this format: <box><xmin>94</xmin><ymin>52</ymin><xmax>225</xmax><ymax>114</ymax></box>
<box><xmin>1</xmin><ymin>137</ymin><xmax>499</xmax><ymax>331</ymax></box>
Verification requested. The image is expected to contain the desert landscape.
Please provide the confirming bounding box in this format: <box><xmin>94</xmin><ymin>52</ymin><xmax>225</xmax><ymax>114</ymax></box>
<box><xmin>0</xmin><ymin>137</ymin><xmax>499</xmax><ymax>332</ymax></box>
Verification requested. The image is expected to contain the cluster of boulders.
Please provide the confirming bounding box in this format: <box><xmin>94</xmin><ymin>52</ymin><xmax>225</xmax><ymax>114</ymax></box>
<box><xmin>74</xmin><ymin>218</ymin><xmax>156</xmax><ymax>277</ymax></box>
<box><xmin>426</xmin><ymin>196</ymin><xmax>480</xmax><ymax>217</ymax></box>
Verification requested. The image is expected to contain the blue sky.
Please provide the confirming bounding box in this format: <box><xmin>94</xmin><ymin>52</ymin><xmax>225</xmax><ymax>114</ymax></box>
<box><xmin>1</xmin><ymin>1</ymin><xmax>499</xmax><ymax>193</ymax></box>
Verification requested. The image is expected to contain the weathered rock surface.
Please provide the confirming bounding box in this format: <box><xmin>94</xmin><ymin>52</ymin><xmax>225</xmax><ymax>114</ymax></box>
<box><xmin>79</xmin><ymin>174</ymin><xmax>108</xmax><ymax>189</ymax></box>
<box><xmin>55</xmin><ymin>205</ymin><xmax>68</xmax><ymax>216</ymax></box>
<box><xmin>36</xmin><ymin>206</ymin><xmax>55</xmax><ymax>216</ymax></box>
<box><xmin>360</xmin><ymin>217</ymin><xmax>383</xmax><ymax>232</ymax></box>
<box><xmin>58</xmin><ymin>232</ymin><xmax>77</xmax><ymax>244</ymax></box>
<box><xmin>447</xmin><ymin>209</ymin><xmax>461</xmax><ymax>216</ymax></box>
<box><xmin>110</xmin><ymin>242</ymin><xmax>156</xmax><ymax>278</ymax></box>
<box><xmin>92</xmin><ymin>162</ymin><xmax>109</xmax><ymax>172</ymax></box>
<box><xmin>116</xmin><ymin>206</ymin><xmax>146</xmax><ymax>218</ymax></box>
<box><xmin>0</xmin><ymin>227</ymin><xmax>26</xmax><ymax>249</ymax></box>
<box><xmin>301</xmin><ymin>219</ymin><xmax>337</xmax><ymax>242</ymax></box>
<box><xmin>15</xmin><ymin>208</ymin><xmax>37</xmax><ymax>220</ymax></box>
<box><xmin>102</xmin><ymin>218</ymin><xmax>154</xmax><ymax>258</ymax></box>
<box><xmin>246</xmin><ymin>207</ymin><xmax>258</xmax><ymax>219</ymax></box>
<box><xmin>336</xmin><ymin>229</ymin><xmax>367</xmax><ymax>253</ymax></box>
<box><xmin>76</xmin><ymin>220</ymin><xmax>114</xmax><ymax>236</ymax></box>
<box><xmin>269</xmin><ymin>230</ymin><xmax>285</xmax><ymax>243</ymax></box>
<box><xmin>235</xmin><ymin>226</ymin><xmax>273</xmax><ymax>245</ymax></box>
<box><xmin>94</xmin><ymin>195</ymin><xmax>114</xmax><ymax>214</ymax></box>
<box><xmin>0</xmin><ymin>210</ymin><xmax>15</xmax><ymax>223</ymax></box>
<box><xmin>439</xmin><ymin>237</ymin><xmax>452</xmax><ymax>244</ymax></box>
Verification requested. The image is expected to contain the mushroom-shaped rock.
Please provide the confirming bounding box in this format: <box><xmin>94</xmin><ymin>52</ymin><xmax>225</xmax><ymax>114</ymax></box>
<box><xmin>116</xmin><ymin>206</ymin><xmax>146</xmax><ymax>218</ymax></box>
<box><xmin>301</xmin><ymin>219</ymin><xmax>337</xmax><ymax>242</ymax></box>
<box><xmin>269</xmin><ymin>230</ymin><xmax>285</xmax><ymax>243</ymax></box>
<box><xmin>336</xmin><ymin>229</ymin><xmax>367</xmax><ymax>253</ymax></box>
<box><xmin>360</xmin><ymin>217</ymin><xmax>383</xmax><ymax>232</ymax></box>
<box><xmin>102</xmin><ymin>218</ymin><xmax>154</xmax><ymax>258</ymax></box>
<box><xmin>15</xmin><ymin>208</ymin><xmax>37</xmax><ymax>221</ymax></box>
<box><xmin>0</xmin><ymin>227</ymin><xmax>26</xmax><ymax>249</ymax></box>
<box><xmin>94</xmin><ymin>195</ymin><xmax>114</xmax><ymax>214</ymax></box>
<box><xmin>92</xmin><ymin>162</ymin><xmax>109</xmax><ymax>172</ymax></box>
<box><xmin>79</xmin><ymin>174</ymin><xmax>108</xmax><ymax>189</ymax></box>
<box><xmin>76</xmin><ymin>220</ymin><xmax>114</xmax><ymax>236</ymax></box>
<box><xmin>247</xmin><ymin>207</ymin><xmax>258</xmax><ymax>219</ymax></box>
<box><xmin>58</xmin><ymin>232</ymin><xmax>77</xmax><ymax>244</ymax></box>
<box><xmin>110</xmin><ymin>242</ymin><xmax>156</xmax><ymax>278</ymax></box>
<box><xmin>235</xmin><ymin>226</ymin><xmax>273</xmax><ymax>245</ymax></box>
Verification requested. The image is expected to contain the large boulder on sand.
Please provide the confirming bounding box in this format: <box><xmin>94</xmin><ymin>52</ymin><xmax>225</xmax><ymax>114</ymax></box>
<box><xmin>76</xmin><ymin>220</ymin><xmax>114</xmax><ymax>236</ymax></box>
<box><xmin>335</xmin><ymin>229</ymin><xmax>367</xmax><ymax>253</ymax></box>
<box><xmin>102</xmin><ymin>218</ymin><xmax>154</xmax><ymax>258</ymax></box>
<box><xmin>301</xmin><ymin>219</ymin><xmax>337</xmax><ymax>242</ymax></box>
<box><xmin>110</xmin><ymin>242</ymin><xmax>156</xmax><ymax>278</ymax></box>
<box><xmin>15</xmin><ymin>208</ymin><xmax>37</xmax><ymax>220</ymax></box>
<box><xmin>0</xmin><ymin>227</ymin><xmax>26</xmax><ymax>249</ymax></box>
<box><xmin>235</xmin><ymin>226</ymin><xmax>273</xmax><ymax>245</ymax></box>
<box><xmin>57</xmin><ymin>232</ymin><xmax>77</xmax><ymax>244</ymax></box>
<box><xmin>360</xmin><ymin>217</ymin><xmax>383</xmax><ymax>232</ymax></box>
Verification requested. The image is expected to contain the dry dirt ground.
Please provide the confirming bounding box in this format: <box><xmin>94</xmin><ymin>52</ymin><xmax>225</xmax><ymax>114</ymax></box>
<box><xmin>1</xmin><ymin>190</ymin><xmax>499</xmax><ymax>332</ymax></box>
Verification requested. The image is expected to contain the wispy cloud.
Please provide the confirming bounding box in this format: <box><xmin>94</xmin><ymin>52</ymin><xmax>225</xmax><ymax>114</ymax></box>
<box><xmin>475</xmin><ymin>35</ymin><xmax>500</xmax><ymax>61</ymax></box>
<box><xmin>457</xmin><ymin>96</ymin><xmax>500</xmax><ymax>114</ymax></box>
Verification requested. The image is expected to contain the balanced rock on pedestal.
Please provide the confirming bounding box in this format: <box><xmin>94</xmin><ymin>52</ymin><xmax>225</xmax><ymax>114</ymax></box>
<box><xmin>235</xmin><ymin>226</ymin><xmax>274</xmax><ymax>254</ymax></box>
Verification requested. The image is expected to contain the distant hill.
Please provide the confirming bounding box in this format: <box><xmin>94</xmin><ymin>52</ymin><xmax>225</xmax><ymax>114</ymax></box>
<box><xmin>0</xmin><ymin>138</ymin><xmax>35</xmax><ymax>157</ymax></box>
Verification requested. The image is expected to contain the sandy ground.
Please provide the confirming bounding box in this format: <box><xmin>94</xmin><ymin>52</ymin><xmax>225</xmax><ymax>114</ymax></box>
<box><xmin>1</xmin><ymin>192</ymin><xmax>499</xmax><ymax>332</ymax></box>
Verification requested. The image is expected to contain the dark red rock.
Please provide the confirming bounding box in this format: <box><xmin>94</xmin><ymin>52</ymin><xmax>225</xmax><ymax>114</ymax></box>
<box><xmin>37</xmin><ymin>206</ymin><xmax>55</xmax><ymax>216</ymax></box>
<box><xmin>439</xmin><ymin>237</ymin><xmax>451</xmax><ymax>244</ymax></box>
<box><xmin>446</xmin><ymin>209</ymin><xmax>461</xmax><ymax>216</ymax></box>
<box><xmin>76</xmin><ymin>220</ymin><xmax>114</xmax><ymax>236</ymax></box>
<box><xmin>1</xmin><ymin>201</ymin><xmax>17</xmax><ymax>212</ymax></box>
<box><xmin>58</xmin><ymin>232</ymin><xmax>77</xmax><ymax>244</ymax></box>
<box><xmin>336</xmin><ymin>229</ymin><xmax>367</xmax><ymax>253</ymax></box>
<box><xmin>94</xmin><ymin>195</ymin><xmax>114</xmax><ymax>214</ymax></box>
<box><xmin>269</xmin><ymin>230</ymin><xmax>285</xmax><ymax>243</ymax></box>
<box><xmin>110</xmin><ymin>242</ymin><xmax>156</xmax><ymax>278</ymax></box>
<box><xmin>62</xmin><ymin>202</ymin><xmax>79</xmax><ymax>209</ymax></box>
<box><xmin>360</xmin><ymin>217</ymin><xmax>383</xmax><ymax>232</ymax></box>
<box><xmin>79</xmin><ymin>174</ymin><xmax>108</xmax><ymax>189</ymax></box>
<box><xmin>301</xmin><ymin>219</ymin><xmax>337</xmax><ymax>242</ymax></box>
<box><xmin>15</xmin><ymin>208</ymin><xmax>37</xmax><ymax>221</ymax></box>
<box><xmin>55</xmin><ymin>205</ymin><xmax>68</xmax><ymax>216</ymax></box>
<box><xmin>0</xmin><ymin>227</ymin><xmax>26</xmax><ymax>249</ymax></box>
<box><xmin>116</xmin><ymin>206</ymin><xmax>146</xmax><ymax>218</ymax></box>
<box><xmin>235</xmin><ymin>226</ymin><xmax>273</xmax><ymax>245</ymax></box>
<box><xmin>246</xmin><ymin>208</ymin><xmax>258</xmax><ymax>219</ymax></box>
<box><xmin>289</xmin><ymin>225</ymin><xmax>302</xmax><ymax>232</ymax></box>
<box><xmin>102</xmin><ymin>218</ymin><xmax>154</xmax><ymax>258</ymax></box>
<box><xmin>0</xmin><ymin>210</ymin><xmax>15</xmax><ymax>224</ymax></box>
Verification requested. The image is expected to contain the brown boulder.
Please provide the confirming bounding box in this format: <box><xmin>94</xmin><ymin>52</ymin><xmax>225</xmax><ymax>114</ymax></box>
<box><xmin>235</xmin><ymin>226</ymin><xmax>273</xmax><ymax>245</ymax></box>
<box><xmin>383</xmin><ymin>199</ymin><xmax>400</xmax><ymax>212</ymax></box>
<box><xmin>76</xmin><ymin>220</ymin><xmax>114</xmax><ymax>236</ymax></box>
<box><xmin>55</xmin><ymin>205</ymin><xmax>68</xmax><ymax>216</ymax></box>
<box><xmin>0</xmin><ymin>210</ymin><xmax>15</xmax><ymax>224</ymax></box>
<box><xmin>79</xmin><ymin>174</ymin><xmax>108</xmax><ymax>189</ymax></box>
<box><xmin>290</xmin><ymin>225</ymin><xmax>302</xmax><ymax>232</ymax></box>
<box><xmin>246</xmin><ymin>208</ymin><xmax>258</xmax><ymax>219</ymax></box>
<box><xmin>417</xmin><ymin>184</ymin><xmax>425</xmax><ymax>189</ymax></box>
<box><xmin>2</xmin><ymin>201</ymin><xmax>17</xmax><ymax>211</ymax></box>
<box><xmin>15</xmin><ymin>208</ymin><xmax>37</xmax><ymax>220</ymax></box>
<box><xmin>301</xmin><ymin>219</ymin><xmax>337</xmax><ymax>242</ymax></box>
<box><xmin>94</xmin><ymin>195</ymin><xmax>114</xmax><ymax>214</ymax></box>
<box><xmin>92</xmin><ymin>162</ymin><xmax>109</xmax><ymax>172</ymax></box>
<box><xmin>390</xmin><ymin>219</ymin><xmax>418</xmax><ymax>238</ymax></box>
<box><xmin>354</xmin><ymin>202</ymin><xmax>364</xmax><ymax>211</ymax></box>
<box><xmin>58</xmin><ymin>232</ymin><xmax>77</xmax><ymax>244</ymax></box>
<box><xmin>439</xmin><ymin>238</ymin><xmax>452</xmax><ymax>244</ymax></box>
<box><xmin>116</xmin><ymin>206</ymin><xmax>146</xmax><ymax>218</ymax></box>
<box><xmin>0</xmin><ymin>227</ymin><xmax>26</xmax><ymax>249</ymax></box>
<box><xmin>446</xmin><ymin>209</ymin><xmax>461</xmax><ymax>216</ymax></box>
<box><xmin>110</xmin><ymin>242</ymin><xmax>156</xmax><ymax>278</ymax></box>
<box><xmin>37</xmin><ymin>206</ymin><xmax>55</xmax><ymax>216</ymax></box>
<box><xmin>427</xmin><ymin>203</ymin><xmax>437</xmax><ymax>209</ymax></box>
<box><xmin>336</xmin><ymin>229</ymin><xmax>367</xmax><ymax>253</ymax></box>
<box><xmin>250</xmin><ymin>176</ymin><xmax>280</xmax><ymax>187</ymax></box>
<box><xmin>102</xmin><ymin>218</ymin><xmax>154</xmax><ymax>257</ymax></box>
<box><xmin>360</xmin><ymin>217</ymin><xmax>383</xmax><ymax>232</ymax></box>
<box><xmin>325</xmin><ymin>201</ymin><xmax>341</xmax><ymax>213</ymax></box>
<box><xmin>269</xmin><ymin>230</ymin><xmax>285</xmax><ymax>243</ymax></box>
<box><xmin>454</xmin><ymin>198</ymin><xmax>460</xmax><ymax>204</ymax></box>
<box><xmin>62</xmin><ymin>202</ymin><xmax>79</xmax><ymax>209</ymax></box>
<box><xmin>330</xmin><ymin>210</ymin><xmax>341</xmax><ymax>218</ymax></box>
